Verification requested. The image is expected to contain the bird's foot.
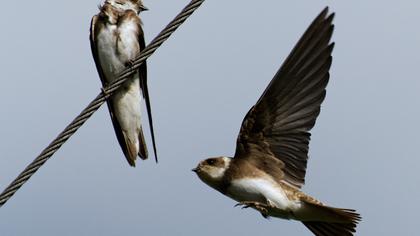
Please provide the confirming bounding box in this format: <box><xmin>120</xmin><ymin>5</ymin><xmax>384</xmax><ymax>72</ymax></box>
<box><xmin>101</xmin><ymin>87</ymin><xmax>109</xmax><ymax>98</ymax></box>
<box><xmin>125</xmin><ymin>59</ymin><xmax>135</xmax><ymax>69</ymax></box>
<box><xmin>235</xmin><ymin>201</ymin><xmax>270</xmax><ymax>216</ymax></box>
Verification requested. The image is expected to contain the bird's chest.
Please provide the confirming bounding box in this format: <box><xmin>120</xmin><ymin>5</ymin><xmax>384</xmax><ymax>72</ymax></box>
<box><xmin>226</xmin><ymin>178</ymin><xmax>265</xmax><ymax>203</ymax></box>
<box><xmin>227</xmin><ymin>178</ymin><xmax>293</xmax><ymax>210</ymax></box>
<box><xmin>96</xmin><ymin>22</ymin><xmax>140</xmax><ymax>80</ymax></box>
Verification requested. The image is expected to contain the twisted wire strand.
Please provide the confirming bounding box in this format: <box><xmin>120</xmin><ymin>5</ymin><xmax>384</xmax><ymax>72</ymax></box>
<box><xmin>0</xmin><ymin>0</ymin><xmax>205</xmax><ymax>208</ymax></box>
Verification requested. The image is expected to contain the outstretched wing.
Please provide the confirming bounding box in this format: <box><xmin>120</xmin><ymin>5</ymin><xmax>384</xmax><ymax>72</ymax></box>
<box><xmin>234</xmin><ymin>7</ymin><xmax>335</xmax><ymax>189</ymax></box>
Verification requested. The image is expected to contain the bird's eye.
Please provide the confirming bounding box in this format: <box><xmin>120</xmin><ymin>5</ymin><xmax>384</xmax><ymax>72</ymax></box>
<box><xmin>206</xmin><ymin>159</ymin><xmax>216</xmax><ymax>165</ymax></box>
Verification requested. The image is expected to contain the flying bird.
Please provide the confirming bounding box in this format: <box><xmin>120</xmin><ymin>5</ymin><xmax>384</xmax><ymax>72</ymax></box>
<box><xmin>193</xmin><ymin>7</ymin><xmax>361</xmax><ymax>236</ymax></box>
<box><xmin>90</xmin><ymin>0</ymin><xmax>157</xmax><ymax>166</ymax></box>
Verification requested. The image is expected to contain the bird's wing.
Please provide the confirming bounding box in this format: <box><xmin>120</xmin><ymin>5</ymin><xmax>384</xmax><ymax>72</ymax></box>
<box><xmin>90</xmin><ymin>15</ymin><xmax>107</xmax><ymax>86</ymax></box>
<box><xmin>233</xmin><ymin>7</ymin><xmax>335</xmax><ymax>189</ymax></box>
<box><xmin>137</xmin><ymin>22</ymin><xmax>158</xmax><ymax>162</ymax></box>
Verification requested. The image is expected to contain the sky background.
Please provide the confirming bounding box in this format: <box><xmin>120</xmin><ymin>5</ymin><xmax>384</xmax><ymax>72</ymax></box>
<box><xmin>0</xmin><ymin>1</ymin><xmax>419</xmax><ymax>235</ymax></box>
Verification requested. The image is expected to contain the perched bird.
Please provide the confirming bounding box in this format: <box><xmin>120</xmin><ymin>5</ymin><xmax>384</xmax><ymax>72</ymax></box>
<box><xmin>90</xmin><ymin>0</ymin><xmax>157</xmax><ymax>166</ymax></box>
<box><xmin>193</xmin><ymin>7</ymin><xmax>361</xmax><ymax>236</ymax></box>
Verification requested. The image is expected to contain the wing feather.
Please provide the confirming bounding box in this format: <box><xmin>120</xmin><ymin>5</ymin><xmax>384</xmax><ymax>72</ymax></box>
<box><xmin>234</xmin><ymin>7</ymin><xmax>335</xmax><ymax>188</ymax></box>
<box><xmin>137</xmin><ymin>25</ymin><xmax>158</xmax><ymax>162</ymax></box>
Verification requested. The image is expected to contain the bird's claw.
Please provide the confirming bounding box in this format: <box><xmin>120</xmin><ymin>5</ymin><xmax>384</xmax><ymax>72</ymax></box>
<box><xmin>234</xmin><ymin>202</ymin><xmax>249</xmax><ymax>209</ymax></box>
<box><xmin>235</xmin><ymin>201</ymin><xmax>269</xmax><ymax>215</ymax></box>
<box><xmin>101</xmin><ymin>87</ymin><xmax>109</xmax><ymax>97</ymax></box>
<box><xmin>125</xmin><ymin>59</ymin><xmax>135</xmax><ymax>68</ymax></box>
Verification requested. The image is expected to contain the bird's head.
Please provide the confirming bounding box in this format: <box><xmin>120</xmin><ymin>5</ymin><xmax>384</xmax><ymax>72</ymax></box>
<box><xmin>192</xmin><ymin>157</ymin><xmax>231</xmax><ymax>190</ymax></box>
<box><xmin>107</xmin><ymin>0</ymin><xmax>148</xmax><ymax>13</ymax></box>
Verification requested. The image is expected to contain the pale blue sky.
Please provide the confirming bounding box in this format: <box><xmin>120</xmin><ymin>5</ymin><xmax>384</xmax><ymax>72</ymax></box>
<box><xmin>0</xmin><ymin>1</ymin><xmax>419</xmax><ymax>235</ymax></box>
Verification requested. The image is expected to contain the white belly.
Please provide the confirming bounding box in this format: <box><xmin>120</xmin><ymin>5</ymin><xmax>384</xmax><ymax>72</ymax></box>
<box><xmin>95</xmin><ymin>19</ymin><xmax>143</xmax><ymax>140</ymax></box>
<box><xmin>227</xmin><ymin>178</ymin><xmax>301</xmax><ymax>219</ymax></box>
<box><xmin>96</xmin><ymin>25</ymin><xmax>139</xmax><ymax>78</ymax></box>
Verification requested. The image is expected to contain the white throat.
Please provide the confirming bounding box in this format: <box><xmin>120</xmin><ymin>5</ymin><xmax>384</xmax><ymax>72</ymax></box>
<box><xmin>209</xmin><ymin>157</ymin><xmax>231</xmax><ymax>180</ymax></box>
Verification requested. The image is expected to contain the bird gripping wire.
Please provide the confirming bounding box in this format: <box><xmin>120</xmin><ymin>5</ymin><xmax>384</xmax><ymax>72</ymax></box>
<box><xmin>0</xmin><ymin>0</ymin><xmax>206</xmax><ymax>208</ymax></box>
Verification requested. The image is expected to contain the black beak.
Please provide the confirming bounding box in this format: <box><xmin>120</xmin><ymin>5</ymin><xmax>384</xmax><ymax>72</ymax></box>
<box><xmin>191</xmin><ymin>167</ymin><xmax>198</xmax><ymax>173</ymax></box>
<box><xmin>140</xmin><ymin>5</ymin><xmax>149</xmax><ymax>11</ymax></box>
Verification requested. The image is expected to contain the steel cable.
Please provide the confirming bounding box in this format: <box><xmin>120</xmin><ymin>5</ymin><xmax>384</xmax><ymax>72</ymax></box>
<box><xmin>0</xmin><ymin>0</ymin><xmax>205</xmax><ymax>207</ymax></box>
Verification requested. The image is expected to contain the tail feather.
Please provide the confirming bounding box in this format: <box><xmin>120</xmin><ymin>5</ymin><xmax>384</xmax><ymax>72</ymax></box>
<box><xmin>301</xmin><ymin>204</ymin><xmax>361</xmax><ymax>236</ymax></box>
<box><xmin>118</xmin><ymin>127</ymin><xmax>148</xmax><ymax>167</ymax></box>
<box><xmin>121</xmin><ymin>126</ymin><xmax>149</xmax><ymax>166</ymax></box>
<box><xmin>303</xmin><ymin>221</ymin><xmax>357</xmax><ymax>236</ymax></box>
<box><xmin>138</xmin><ymin>126</ymin><xmax>148</xmax><ymax>160</ymax></box>
<box><xmin>122</xmin><ymin>132</ymin><xmax>138</xmax><ymax>167</ymax></box>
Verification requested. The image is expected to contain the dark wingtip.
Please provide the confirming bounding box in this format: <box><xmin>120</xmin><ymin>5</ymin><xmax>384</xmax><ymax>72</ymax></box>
<box><xmin>328</xmin><ymin>12</ymin><xmax>336</xmax><ymax>21</ymax></box>
<box><xmin>154</xmin><ymin>151</ymin><xmax>158</xmax><ymax>163</ymax></box>
<box><xmin>151</xmin><ymin>136</ymin><xmax>158</xmax><ymax>163</ymax></box>
<box><xmin>317</xmin><ymin>6</ymin><xmax>329</xmax><ymax>20</ymax></box>
<box><xmin>127</xmin><ymin>158</ymin><xmax>136</xmax><ymax>167</ymax></box>
<box><xmin>318</xmin><ymin>6</ymin><xmax>335</xmax><ymax>24</ymax></box>
<box><xmin>149</xmin><ymin>120</ymin><xmax>158</xmax><ymax>164</ymax></box>
<box><xmin>329</xmin><ymin>42</ymin><xmax>336</xmax><ymax>50</ymax></box>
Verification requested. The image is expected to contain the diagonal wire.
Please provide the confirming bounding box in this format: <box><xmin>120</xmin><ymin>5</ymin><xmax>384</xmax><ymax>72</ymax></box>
<box><xmin>0</xmin><ymin>0</ymin><xmax>205</xmax><ymax>208</ymax></box>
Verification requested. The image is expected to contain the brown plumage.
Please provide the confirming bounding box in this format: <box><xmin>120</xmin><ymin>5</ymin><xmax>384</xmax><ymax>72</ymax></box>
<box><xmin>90</xmin><ymin>0</ymin><xmax>157</xmax><ymax>166</ymax></box>
<box><xmin>194</xmin><ymin>7</ymin><xmax>361</xmax><ymax>236</ymax></box>
<box><xmin>234</xmin><ymin>7</ymin><xmax>335</xmax><ymax>189</ymax></box>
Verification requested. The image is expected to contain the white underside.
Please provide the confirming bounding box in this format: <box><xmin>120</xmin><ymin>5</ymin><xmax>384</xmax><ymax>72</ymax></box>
<box><xmin>96</xmin><ymin>16</ymin><xmax>143</xmax><ymax>149</ymax></box>
<box><xmin>227</xmin><ymin>178</ymin><xmax>302</xmax><ymax>219</ymax></box>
